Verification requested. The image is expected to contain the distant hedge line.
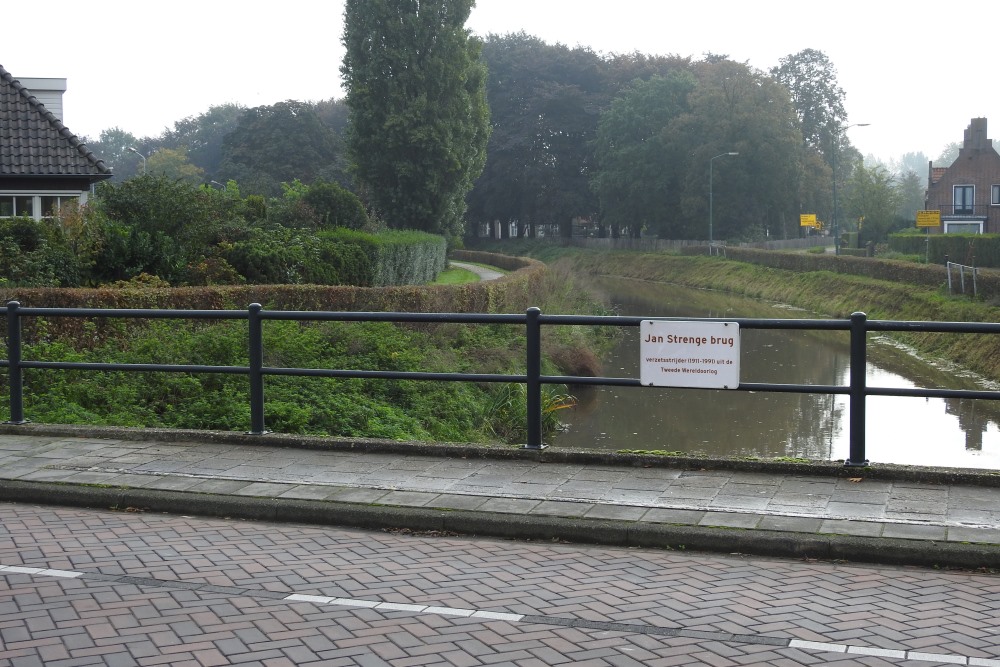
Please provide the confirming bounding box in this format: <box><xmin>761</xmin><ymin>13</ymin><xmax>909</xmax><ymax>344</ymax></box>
<box><xmin>682</xmin><ymin>246</ymin><xmax>1000</xmax><ymax>302</ymax></box>
<box><xmin>0</xmin><ymin>251</ymin><xmax>545</xmax><ymax>344</ymax></box>
<box><xmin>683</xmin><ymin>246</ymin><xmax>950</xmax><ymax>290</ymax></box>
<box><xmin>889</xmin><ymin>232</ymin><xmax>1000</xmax><ymax>267</ymax></box>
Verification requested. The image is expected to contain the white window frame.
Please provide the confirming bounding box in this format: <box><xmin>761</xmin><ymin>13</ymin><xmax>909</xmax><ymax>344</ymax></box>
<box><xmin>0</xmin><ymin>191</ymin><xmax>85</xmax><ymax>220</ymax></box>
<box><xmin>992</xmin><ymin>184</ymin><xmax>1000</xmax><ymax>206</ymax></box>
<box><xmin>944</xmin><ymin>220</ymin><xmax>984</xmax><ymax>234</ymax></box>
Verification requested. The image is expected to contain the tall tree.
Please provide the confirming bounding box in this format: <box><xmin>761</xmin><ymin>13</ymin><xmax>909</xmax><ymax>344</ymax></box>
<box><xmin>341</xmin><ymin>0</ymin><xmax>490</xmax><ymax>239</ymax></box>
<box><xmin>844</xmin><ymin>162</ymin><xmax>902</xmax><ymax>245</ymax></box>
<box><xmin>467</xmin><ymin>33</ymin><xmax>608</xmax><ymax>239</ymax></box>
<box><xmin>771</xmin><ymin>49</ymin><xmax>847</xmax><ymax>164</ymax></box>
<box><xmin>896</xmin><ymin>169</ymin><xmax>925</xmax><ymax>224</ymax></box>
<box><xmin>677</xmin><ymin>59</ymin><xmax>803</xmax><ymax>240</ymax></box>
<box><xmin>895</xmin><ymin>151</ymin><xmax>930</xmax><ymax>187</ymax></box>
<box><xmin>590</xmin><ymin>71</ymin><xmax>695</xmax><ymax>238</ymax></box>
<box><xmin>217</xmin><ymin>100</ymin><xmax>345</xmax><ymax>197</ymax></box>
<box><xmin>604</xmin><ymin>52</ymin><xmax>692</xmax><ymax>93</ymax></box>
<box><xmin>314</xmin><ymin>98</ymin><xmax>350</xmax><ymax>138</ymax></box>
<box><xmin>87</xmin><ymin>127</ymin><xmax>141</xmax><ymax>178</ymax></box>
<box><xmin>937</xmin><ymin>142</ymin><xmax>961</xmax><ymax>166</ymax></box>
<box><xmin>160</xmin><ymin>103</ymin><xmax>245</xmax><ymax>178</ymax></box>
<box><xmin>146</xmin><ymin>147</ymin><xmax>205</xmax><ymax>184</ymax></box>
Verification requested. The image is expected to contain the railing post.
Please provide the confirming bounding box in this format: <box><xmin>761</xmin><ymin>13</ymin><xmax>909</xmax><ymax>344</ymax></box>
<box><xmin>5</xmin><ymin>301</ymin><xmax>27</xmax><ymax>424</ymax></box>
<box><xmin>247</xmin><ymin>303</ymin><xmax>267</xmax><ymax>435</ymax></box>
<box><xmin>524</xmin><ymin>306</ymin><xmax>545</xmax><ymax>450</ymax></box>
<box><xmin>845</xmin><ymin>311</ymin><xmax>869</xmax><ymax>467</ymax></box>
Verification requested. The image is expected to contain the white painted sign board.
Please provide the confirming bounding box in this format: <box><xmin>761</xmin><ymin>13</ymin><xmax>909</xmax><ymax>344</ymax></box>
<box><xmin>639</xmin><ymin>320</ymin><xmax>740</xmax><ymax>389</ymax></box>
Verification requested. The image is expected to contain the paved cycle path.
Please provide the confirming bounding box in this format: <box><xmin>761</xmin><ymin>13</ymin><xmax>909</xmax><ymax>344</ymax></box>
<box><xmin>0</xmin><ymin>425</ymin><xmax>998</xmax><ymax>569</ymax></box>
<box><xmin>449</xmin><ymin>260</ymin><xmax>505</xmax><ymax>281</ymax></box>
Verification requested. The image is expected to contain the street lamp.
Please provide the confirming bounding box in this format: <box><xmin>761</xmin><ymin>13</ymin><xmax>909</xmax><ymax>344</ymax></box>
<box><xmin>709</xmin><ymin>151</ymin><xmax>739</xmax><ymax>245</ymax></box>
<box><xmin>831</xmin><ymin>123</ymin><xmax>870</xmax><ymax>255</ymax></box>
<box><xmin>126</xmin><ymin>146</ymin><xmax>146</xmax><ymax>175</ymax></box>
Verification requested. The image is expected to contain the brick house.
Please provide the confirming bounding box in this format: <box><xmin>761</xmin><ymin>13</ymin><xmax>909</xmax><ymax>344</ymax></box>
<box><xmin>925</xmin><ymin>117</ymin><xmax>1000</xmax><ymax>234</ymax></box>
<box><xmin>0</xmin><ymin>64</ymin><xmax>111</xmax><ymax>219</ymax></box>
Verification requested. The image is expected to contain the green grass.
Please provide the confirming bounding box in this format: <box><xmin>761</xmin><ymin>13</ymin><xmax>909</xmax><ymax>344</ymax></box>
<box><xmin>432</xmin><ymin>267</ymin><xmax>480</xmax><ymax>285</ymax></box>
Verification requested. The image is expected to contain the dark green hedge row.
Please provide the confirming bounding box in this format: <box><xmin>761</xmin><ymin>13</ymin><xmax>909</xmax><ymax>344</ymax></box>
<box><xmin>0</xmin><ymin>253</ymin><xmax>545</xmax><ymax>344</ymax></box>
<box><xmin>220</xmin><ymin>231</ymin><xmax>372</xmax><ymax>286</ymax></box>
<box><xmin>319</xmin><ymin>229</ymin><xmax>447</xmax><ymax>287</ymax></box>
<box><xmin>688</xmin><ymin>246</ymin><xmax>949</xmax><ymax>289</ymax></box>
<box><xmin>684</xmin><ymin>246</ymin><xmax>1000</xmax><ymax>301</ymax></box>
<box><xmin>889</xmin><ymin>232</ymin><xmax>1000</xmax><ymax>267</ymax></box>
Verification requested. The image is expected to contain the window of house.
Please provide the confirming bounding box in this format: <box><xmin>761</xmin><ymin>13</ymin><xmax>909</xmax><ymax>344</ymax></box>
<box><xmin>40</xmin><ymin>195</ymin><xmax>74</xmax><ymax>217</ymax></box>
<box><xmin>992</xmin><ymin>184</ymin><xmax>1000</xmax><ymax>205</ymax></box>
<box><xmin>945</xmin><ymin>221</ymin><xmax>983</xmax><ymax>234</ymax></box>
<box><xmin>954</xmin><ymin>185</ymin><xmax>974</xmax><ymax>214</ymax></box>
<box><xmin>0</xmin><ymin>193</ymin><xmax>79</xmax><ymax>219</ymax></box>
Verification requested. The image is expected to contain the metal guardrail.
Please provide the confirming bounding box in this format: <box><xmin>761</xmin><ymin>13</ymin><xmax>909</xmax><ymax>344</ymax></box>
<box><xmin>947</xmin><ymin>261</ymin><xmax>979</xmax><ymax>297</ymax></box>
<box><xmin>3</xmin><ymin>300</ymin><xmax>1000</xmax><ymax>467</ymax></box>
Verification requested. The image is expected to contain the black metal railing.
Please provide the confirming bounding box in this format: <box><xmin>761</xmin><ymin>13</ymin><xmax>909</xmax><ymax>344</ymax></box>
<box><xmin>930</xmin><ymin>204</ymin><xmax>992</xmax><ymax>217</ymax></box>
<box><xmin>3</xmin><ymin>300</ymin><xmax>1000</xmax><ymax>467</ymax></box>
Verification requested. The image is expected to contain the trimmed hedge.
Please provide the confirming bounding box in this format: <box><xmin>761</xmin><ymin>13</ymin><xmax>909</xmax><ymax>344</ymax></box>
<box><xmin>319</xmin><ymin>229</ymin><xmax>447</xmax><ymax>287</ymax></box>
<box><xmin>0</xmin><ymin>252</ymin><xmax>546</xmax><ymax>344</ymax></box>
<box><xmin>221</xmin><ymin>229</ymin><xmax>371</xmax><ymax>286</ymax></box>
<box><xmin>889</xmin><ymin>232</ymin><xmax>1000</xmax><ymax>267</ymax></box>
<box><xmin>682</xmin><ymin>245</ymin><xmax>1000</xmax><ymax>302</ymax></box>
<box><xmin>684</xmin><ymin>246</ymin><xmax>950</xmax><ymax>290</ymax></box>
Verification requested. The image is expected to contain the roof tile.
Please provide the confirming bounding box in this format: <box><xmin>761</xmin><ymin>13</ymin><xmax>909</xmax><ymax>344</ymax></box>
<box><xmin>0</xmin><ymin>63</ymin><xmax>111</xmax><ymax>179</ymax></box>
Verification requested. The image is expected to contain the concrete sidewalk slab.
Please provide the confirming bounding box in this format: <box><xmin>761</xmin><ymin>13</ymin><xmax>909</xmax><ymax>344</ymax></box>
<box><xmin>0</xmin><ymin>424</ymin><xmax>997</xmax><ymax>569</ymax></box>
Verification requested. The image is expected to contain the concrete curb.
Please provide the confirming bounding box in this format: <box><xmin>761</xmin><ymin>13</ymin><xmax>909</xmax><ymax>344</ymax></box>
<box><xmin>2</xmin><ymin>480</ymin><xmax>997</xmax><ymax>571</ymax></box>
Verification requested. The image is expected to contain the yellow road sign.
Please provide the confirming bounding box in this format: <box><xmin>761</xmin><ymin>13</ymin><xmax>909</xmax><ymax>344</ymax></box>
<box><xmin>800</xmin><ymin>214</ymin><xmax>818</xmax><ymax>228</ymax></box>
<box><xmin>916</xmin><ymin>210</ymin><xmax>941</xmax><ymax>228</ymax></box>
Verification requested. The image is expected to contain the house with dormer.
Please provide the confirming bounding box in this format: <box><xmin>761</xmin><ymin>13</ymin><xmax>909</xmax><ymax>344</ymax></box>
<box><xmin>0</xmin><ymin>64</ymin><xmax>111</xmax><ymax>219</ymax></box>
<box><xmin>925</xmin><ymin>117</ymin><xmax>1000</xmax><ymax>234</ymax></box>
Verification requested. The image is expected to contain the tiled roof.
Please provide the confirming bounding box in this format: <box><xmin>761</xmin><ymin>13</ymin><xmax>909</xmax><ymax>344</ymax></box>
<box><xmin>0</xmin><ymin>63</ymin><xmax>111</xmax><ymax>179</ymax></box>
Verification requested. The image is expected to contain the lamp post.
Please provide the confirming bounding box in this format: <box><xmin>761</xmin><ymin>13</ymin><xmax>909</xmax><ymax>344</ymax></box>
<box><xmin>126</xmin><ymin>146</ymin><xmax>146</xmax><ymax>175</ymax></box>
<box><xmin>709</xmin><ymin>151</ymin><xmax>739</xmax><ymax>245</ymax></box>
<box><xmin>831</xmin><ymin>123</ymin><xmax>869</xmax><ymax>255</ymax></box>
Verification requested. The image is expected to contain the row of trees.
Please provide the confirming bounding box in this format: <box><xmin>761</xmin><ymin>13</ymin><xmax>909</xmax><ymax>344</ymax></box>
<box><xmin>471</xmin><ymin>41</ymin><xmax>930</xmax><ymax>242</ymax></box>
<box><xmin>81</xmin><ymin>6</ymin><xmax>933</xmax><ymax>247</ymax></box>
<box><xmin>87</xmin><ymin>100</ymin><xmax>351</xmax><ymax>199</ymax></box>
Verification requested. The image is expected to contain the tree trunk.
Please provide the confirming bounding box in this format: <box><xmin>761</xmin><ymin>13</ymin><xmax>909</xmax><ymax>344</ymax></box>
<box><xmin>560</xmin><ymin>217</ymin><xmax>573</xmax><ymax>238</ymax></box>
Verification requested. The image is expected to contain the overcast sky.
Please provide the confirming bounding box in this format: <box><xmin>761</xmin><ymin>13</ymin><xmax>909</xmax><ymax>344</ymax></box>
<box><xmin>4</xmin><ymin>0</ymin><xmax>994</xmax><ymax>168</ymax></box>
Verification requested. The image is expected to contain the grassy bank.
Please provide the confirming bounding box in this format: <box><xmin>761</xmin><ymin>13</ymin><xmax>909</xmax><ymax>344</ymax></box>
<box><xmin>2</xmin><ymin>255</ymin><xmax>610</xmax><ymax>444</ymax></box>
<box><xmin>474</xmin><ymin>241</ymin><xmax>1000</xmax><ymax>383</ymax></box>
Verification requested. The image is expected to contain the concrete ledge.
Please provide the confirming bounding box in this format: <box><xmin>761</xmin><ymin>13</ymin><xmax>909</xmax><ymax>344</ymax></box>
<box><xmin>3</xmin><ymin>422</ymin><xmax>998</xmax><ymax>488</ymax></box>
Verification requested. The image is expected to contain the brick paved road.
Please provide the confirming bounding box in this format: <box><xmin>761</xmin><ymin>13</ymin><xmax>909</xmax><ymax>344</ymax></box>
<box><xmin>1</xmin><ymin>503</ymin><xmax>998</xmax><ymax>666</ymax></box>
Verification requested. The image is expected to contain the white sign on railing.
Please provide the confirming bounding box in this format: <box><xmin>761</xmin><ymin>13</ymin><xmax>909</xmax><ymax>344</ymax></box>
<box><xmin>639</xmin><ymin>320</ymin><xmax>740</xmax><ymax>389</ymax></box>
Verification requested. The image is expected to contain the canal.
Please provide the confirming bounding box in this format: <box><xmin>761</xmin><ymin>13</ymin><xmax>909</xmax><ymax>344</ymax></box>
<box><xmin>552</xmin><ymin>276</ymin><xmax>1000</xmax><ymax>469</ymax></box>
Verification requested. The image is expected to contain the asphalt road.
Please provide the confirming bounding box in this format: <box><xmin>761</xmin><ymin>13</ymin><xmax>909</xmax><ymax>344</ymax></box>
<box><xmin>2</xmin><ymin>502</ymin><xmax>998</xmax><ymax>666</ymax></box>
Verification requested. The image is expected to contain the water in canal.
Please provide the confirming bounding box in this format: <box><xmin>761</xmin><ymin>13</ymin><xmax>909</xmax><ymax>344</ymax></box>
<box><xmin>552</xmin><ymin>276</ymin><xmax>1000</xmax><ymax>469</ymax></box>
